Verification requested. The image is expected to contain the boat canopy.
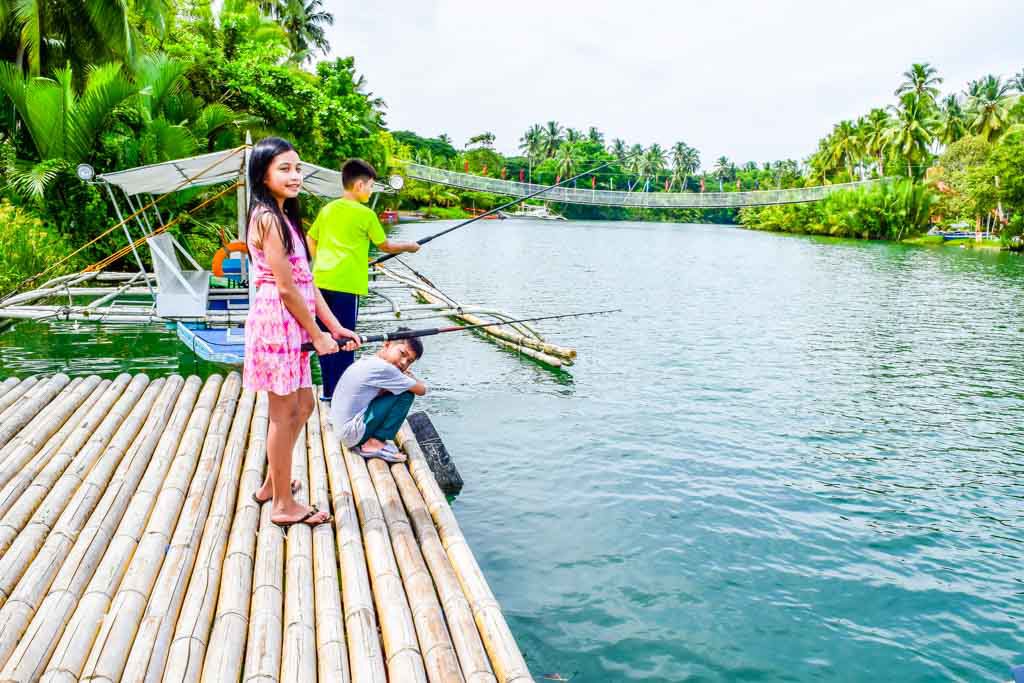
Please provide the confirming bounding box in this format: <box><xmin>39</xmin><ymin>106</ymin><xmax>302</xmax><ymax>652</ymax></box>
<box><xmin>96</xmin><ymin>145</ymin><xmax>389</xmax><ymax>198</ymax></box>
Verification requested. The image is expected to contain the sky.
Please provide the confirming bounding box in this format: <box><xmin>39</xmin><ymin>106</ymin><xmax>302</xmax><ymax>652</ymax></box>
<box><xmin>321</xmin><ymin>0</ymin><xmax>1021</xmax><ymax>169</ymax></box>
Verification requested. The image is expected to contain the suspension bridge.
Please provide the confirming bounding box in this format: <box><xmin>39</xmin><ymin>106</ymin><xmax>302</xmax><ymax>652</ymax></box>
<box><xmin>403</xmin><ymin>161</ymin><xmax>883</xmax><ymax>209</ymax></box>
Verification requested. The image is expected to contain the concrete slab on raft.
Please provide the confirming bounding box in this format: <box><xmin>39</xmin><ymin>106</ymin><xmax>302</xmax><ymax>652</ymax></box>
<box><xmin>0</xmin><ymin>373</ymin><xmax>533</xmax><ymax>683</ymax></box>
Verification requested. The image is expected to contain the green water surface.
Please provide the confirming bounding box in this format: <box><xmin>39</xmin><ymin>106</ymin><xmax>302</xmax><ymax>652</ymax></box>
<box><xmin>2</xmin><ymin>221</ymin><xmax>1022</xmax><ymax>681</ymax></box>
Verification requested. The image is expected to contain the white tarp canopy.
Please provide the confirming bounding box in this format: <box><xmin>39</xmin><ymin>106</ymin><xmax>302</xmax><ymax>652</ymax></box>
<box><xmin>97</xmin><ymin>146</ymin><xmax>389</xmax><ymax>198</ymax></box>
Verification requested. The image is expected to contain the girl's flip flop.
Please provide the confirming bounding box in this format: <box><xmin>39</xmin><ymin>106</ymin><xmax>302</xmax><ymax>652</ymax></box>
<box><xmin>271</xmin><ymin>507</ymin><xmax>332</xmax><ymax>530</ymax></box>
<box><xmin>252</xmin><ymin>479</ymin><xmax>302</xmax><ymax>505</ymax></box>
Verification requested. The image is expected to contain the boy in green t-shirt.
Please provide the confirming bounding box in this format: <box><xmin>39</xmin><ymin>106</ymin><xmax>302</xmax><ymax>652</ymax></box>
<box><xmin>307</xmin><ymin>159</ymin><xmax>420</xmax><ymax>400</ymax></box>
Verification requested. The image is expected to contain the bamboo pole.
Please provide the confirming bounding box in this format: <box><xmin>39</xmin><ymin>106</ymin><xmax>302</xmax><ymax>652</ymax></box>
<box><xmin>414</xmin><ymin>289</ymin><xmax>575</xmax><ymax>363</ymax></box>
<box><xmin>0</xmin><ymin>377</ymin><xmax>110</xmax><ymax>514</ymax></box>
<box><xmin>306</xmin><ymin>398</ymin><xmax>350</xmax><ymax>683</ymax></box>
<box><xmin>0</xmin><ymin>376</ymin><xmax>127</xmax><ymax>550</ymax></box>
<box><xmin>20</xmin><ymin>376</ymin><xmax>202</xmax><ymax>683</ymax></box>
<box><xmin>366</xmin><ymin>458</ymin><xmax>464</xmax><ymax>682</ymax></box>
<box><xmin>201</xmin><ymin>392</ymin><xmax>268</xmax><ymax>683</ymax></box>
<box><xmin>74</xmin><ymin>374</ymin><xmax>223</xmax><ymax>683</ymax></box>
<box><xmin>280</xmin><ymin>424</ymin><xmax>318</xmax><ymax>683</ymax></box>
<box><xmin>0</xmin><ymin>377</ymin><xmax>20</xmax><ymax>405</ymax></box>
<box><xmin>243</xmin><ymin>448</ymin><xmax>285</xmax><ymax>683</ymax></box>
<box><xmin>163</xmin><ymin>387</ymin><xmax>256</xmax><ymax>683</ymax></box>
<box><xmin>318</xmin><ymin>399</ymin><xmax>386</xmax><ymax>683</ymax></box>
<box><xmin>391</xmin><ymin>463</ymin><xmax>496</xmax><ymax>683</ymax></box>
<box><xmin>0</xmin><ymin>376</ymin><xmax>98</xmax><ymax>491</ymax></box>
<box><xmin>341</xmin><ymin>435</ymin><xmax>427</xmax><ymax>682</ymax></box>
<box><xmin>0</xmin><ymin>376</ymin><xmax>81</xmax><ymax>471</ymax></box>
<box><xmin>0</xmin><ymin>373</ymin><xmax>70</xmax><ymax>450</ymax></box>
<box><xmin>0</xmin><ymin>374</ymin><xmax>155</xmax><ymax>607</ymax></box>
<box><xmin>0</xmin><ymin>376</ymin><xmax>37</xmax><ymax>422</ymax></box>
<box><xmin>118</xmin><ymin>372</ymin><xmax>242</xmax><ymax>682</ymax></box>
<box><xmin>397</xmin><ymin>425</ymin><xmax>533</xmax><ymax>683</ymax></box>
<box><xmin>0</xmin><ymin>375</ymin><xmax>187</xmax><ymax>675</ymax></box>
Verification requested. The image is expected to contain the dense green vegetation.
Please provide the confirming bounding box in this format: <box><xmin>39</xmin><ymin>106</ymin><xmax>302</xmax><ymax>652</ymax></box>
<box><xmin>0</xmin><ymin>1</ymin><xmax>1020</xmax><ymax>299</ymax></box>
<box><xmin>740</xmin><ymin>64</ymin><xmax>1024</xmax><ymax>244</ymax></box>
<box><xmin>0</xmin><ymin>0</ymin><xmax>392</xmax><ymax>291</ymax></box>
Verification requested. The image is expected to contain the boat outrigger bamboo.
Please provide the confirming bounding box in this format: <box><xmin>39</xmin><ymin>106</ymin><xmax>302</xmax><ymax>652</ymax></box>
<box><xmin>0</xmin><ymin>135</ymin><xmax>582</xmax><ymax>370</ymax></box>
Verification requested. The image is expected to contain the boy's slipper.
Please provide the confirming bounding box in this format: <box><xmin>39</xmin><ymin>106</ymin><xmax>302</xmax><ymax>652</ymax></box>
<box><xmin>383</xmin><ymin>441</ymin><xmax>400</xmax><ymax>454</ymax></box>
<box><xmin>353</xmin><ymin>444</ymin><xmax>407</xmax><ymax>464</ymax></box>
<box><xmin>252</xmin><ymin>479</ymin><xmax>301</xmax><ymax>505</ymax></box>
<box><xmin>271</xmin><ymin>507</ymin><xmax>332</xmax><ymax>530</ymax></box>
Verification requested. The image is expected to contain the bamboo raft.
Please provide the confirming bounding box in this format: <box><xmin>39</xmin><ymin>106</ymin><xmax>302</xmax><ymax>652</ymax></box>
<box><xmin>0</xmin><ymin>373</ymin><xmax>533</xmax><ymax>683</ymax></box>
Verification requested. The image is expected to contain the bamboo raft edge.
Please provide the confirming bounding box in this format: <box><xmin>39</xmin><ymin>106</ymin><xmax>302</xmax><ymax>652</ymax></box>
<box><xmin>0</xmin><ymin>373</ymin><xmax>535</xmax><ymax>682</ymax></box>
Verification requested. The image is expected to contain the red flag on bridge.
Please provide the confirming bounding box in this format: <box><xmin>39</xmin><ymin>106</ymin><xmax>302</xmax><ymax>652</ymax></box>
<box><xmin>519</xmin><ymin>169</ymin><xmax>525</xmax><ymax>182</ymax></box>
<box><xmin>464</xmin><ymin>160</ymin><xmax>469</xmax><ymax>172</ymax></box>
<box><xmin>482</xmin><ymin>164</ymin><xmax>488</xmax><ymax>175</ymax></box>
<box><xmin>501</xmin><ymin>167</ymin><xmax>507</xmax><ymax>179</ymax></box>
<box><xmin>555</xmin><ymin>175</ymin><xmax>561</xmax><ymax>185</ymax></box>
<box><xmin>591</xmin><ymin>176</ymin><xmax>596</xmax><ymax>189</ymax></box>
<box><xmin>665</xmin><ymin>178</ymin><xmax>670</xmax><ymax>191</ymax></box>
<box><xmin>700</xmin><ymin>178</ymin><xmax>705</xmax><ymax>192</ymax></box>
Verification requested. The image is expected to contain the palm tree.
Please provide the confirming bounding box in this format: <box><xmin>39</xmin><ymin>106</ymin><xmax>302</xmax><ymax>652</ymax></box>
<box><xmin>938</xmin><ymin>94</ymin><xmax>968</xmax><ymax>145</ymax></box>
<box><xmin>966</xmin><ymin>74</ymin><xmax>1014</xmax><ymax>141</ymax></box>
<box><xmin>608</xmin><ymin>138</ymin><xmax>627</xmax><ymax>160</ymax></box>
<box><xmin>860</xmin><ymin>108</ymin><xmax>891</xmax><ymax>176</ymax></box>
<box><xmin>564</xmin><ymin>127</ymin><xmax>583</xmax><ymax>144</ymax></box>
<box><xmin>541</xmin><ymin>120</ymin><xmax>563</xmax><ymax>158</ymax></box>
<box><xmin>555</xmin><ymin>142</ymin><xmax>579</xmax><ymax>179</ymax></box>
<box><xmin>827</xmin><ymin>120</ymin><xmax>859</xmax><ymax>179</ymax></box>
<box><xmin>895</xmin><ymin>62</ymin><xmax>942</xmax><ymax>104</ymax></box>
<box><xmin>643</xmin><ymin>144</ymin><xmax>666</xmax><ymax>189</ymax></box>
<box><xmin>713</xmin><ymin>156</ymin><xmax>733</xmax><ymax>182</ymax></box>
<box><xmin>519</xmin><ymin>124</ymin><xmax>544</xmax><ymax>157</ymax></box>
<box><xmin>887</xmin><ymin>92</ymin><xmax>937</xmax><ymax>178</ymax></box>
<box><xmin>3</xmin><ymin>0</ymin><xmax>157</xmax><ymax>76</ymax></box>
<box><xmin>272</xmin><ymin>0</ymin><xmax>335</xmax><ymax>63</ymax></box>
<box><xmin>0</xmin><ymin>62</ymin><xmax>136</xmax><ymax>198</ymax></box>
<box><xmin>669</xmin><ymin>142</ymin><xmax>698</xmax><ymax>190</ymax></box>
<box><xmin>625</xmin><ymin>144</ymin><xmax>644</xmax><ymax>190</ymax></box>
<box><xmin>1010</xmin><ymin>69</ymin><xmax>1024</xmax><ymax>94</ymax></box>
<box><xmin>586</xmin><ymin>126</ymin><xmax>604</xmax><ymax>145</ymax></box>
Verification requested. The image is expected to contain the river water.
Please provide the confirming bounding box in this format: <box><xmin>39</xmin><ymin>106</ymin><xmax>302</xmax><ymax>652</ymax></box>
<box><xmin>2</xmin><ymin>220</ymin><xmax>1022</xmax><ymax>681</ymax></box>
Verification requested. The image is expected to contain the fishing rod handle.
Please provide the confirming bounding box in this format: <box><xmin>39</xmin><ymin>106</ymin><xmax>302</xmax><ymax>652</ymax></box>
<box><xmin>300</xmin><ymin>332</ymin><xmax>387</xmax><ymax>354</ymax></box>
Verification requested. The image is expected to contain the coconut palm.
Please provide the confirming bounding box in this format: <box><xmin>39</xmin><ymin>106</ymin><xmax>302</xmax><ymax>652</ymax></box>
<box><xmin>1010</xmin><ymin>69</ymin><xmax>1024</xmax><ymax>94</ymax></box>
<box><xmin>541</xmin><ymin>120</ymin><xmax>563</xmax><ymax>158</ymax></box>
<box><xmin>625</xmin><ymin>144</ymin><xmax>644</xmax><ymax>190</ymax></box>
<box><xmin>564</xmin><ymin>127</ymin><xmax>583</xmax><ymax>144</ymax></box>
<box><xmin>895</xmin><ymin>62</ymin><xmax>942</xmax><ymax>103</ymax></box>
<box><xmin>860</xmin><ymin>108</ymin><xmax>891</xmax><ymax>176</ymax></box>
<box><xmin>827</xmin><ymin>120</ymin><xmax>859</xmax><ymax>179</ymax></box>
<box><xmin>670</xmin><ymin>142</ymin><xmax>698</xmax><ymax>190</ymax></box>
<box><xmin>519</xmin><ymin>124</ymin><xmax>544</xmax><ymax>158</ymax></box>
<box><xmin>555</xmin><ymin>142</ymin><xmax>579</xmax><ymax>179</ymax></box>
<box><xmin>643</xmin><ymin>144</ymin><xmax>666</xmax><ymax>188</ymax></box>
<box><xmin>713</xmin><ymin>155</ymin><xmax>734</xmax><ymax>182</ymax></box>
<box><xmin>887</xmin><ymin>92</ymin><xmax>937</xmax><ymax>178</ymax></box>
<box><xmin>938</xmin><ymin>94</ymin><xmax>968</xmax><ymax>145</ymax></box>
<box><xmin>586</xmin><ymin>126</ymin><xmax>604</xmax><ymax>145</ymax></box>
<box><xmin>273</xmin><ymin>0</ymin><xmax>334</xmax><ymax>63</ymax></box>
<box><xmin>966</xmin><ymin>74</ymin><xmax>1014</xmax><ymax>141</ymax></box>
<box><xmin>608</xmin><ymin>138</ymin><xmax>627</xmax><ymax>160</ymax></box>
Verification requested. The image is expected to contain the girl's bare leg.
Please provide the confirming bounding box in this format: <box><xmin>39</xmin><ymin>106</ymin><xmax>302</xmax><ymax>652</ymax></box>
<box><xmin>266</xmin><ymin>390</ymin><xmax>328</xmax><ymax>524</ymax></box>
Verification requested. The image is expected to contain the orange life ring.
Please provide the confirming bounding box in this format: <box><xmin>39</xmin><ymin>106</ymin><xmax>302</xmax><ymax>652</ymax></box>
<box><xmin>212</xmin><ymin>241</ymin><xmax>248</xmax><ymax>276</ymax></box>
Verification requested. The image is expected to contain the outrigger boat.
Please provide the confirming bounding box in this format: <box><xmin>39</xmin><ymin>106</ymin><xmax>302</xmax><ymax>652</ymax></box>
<box><xmin>0</xmin><ymin>136</ymin><xmax>576</xmax><ymax>369</ymax></box>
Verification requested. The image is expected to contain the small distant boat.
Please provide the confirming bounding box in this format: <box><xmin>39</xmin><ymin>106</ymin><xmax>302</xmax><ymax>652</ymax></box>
<box><xmin>927</xmin><ymin>223</ymin><xmax>988</xmax><ymax>241</ymax></box>
<box><xmin>501</xmin><ymin>204</ymin><xmax>566</xmax><ymax>221</ymax></box>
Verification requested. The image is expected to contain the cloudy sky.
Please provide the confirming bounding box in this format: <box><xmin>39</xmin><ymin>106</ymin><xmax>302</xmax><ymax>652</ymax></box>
<box><xmin>321</xmin><ymin>0</ymin><xmax>1020</xmax><ymax>169</ymax></box>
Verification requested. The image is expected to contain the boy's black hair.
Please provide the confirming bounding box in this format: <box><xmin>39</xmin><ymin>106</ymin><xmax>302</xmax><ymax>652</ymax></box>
<box><xmin>394</xmin><ymin>327</ymin><xmax>423</xmax><ymax>360</ymax></box>
<box><xmin>341</xmin><ymin>158</ymin><xmax>377</xmax><ymax>189</ymax></box>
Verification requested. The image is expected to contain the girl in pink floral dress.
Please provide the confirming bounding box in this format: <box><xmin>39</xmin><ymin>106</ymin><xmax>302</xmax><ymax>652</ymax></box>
<box><xmin>244</xmin><ymin>137</ymin><xmax>360</xmax><ymax>529</ymax></box>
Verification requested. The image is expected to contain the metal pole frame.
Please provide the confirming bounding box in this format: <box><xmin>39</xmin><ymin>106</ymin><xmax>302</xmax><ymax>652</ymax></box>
<box><xmin>102</xmin><ymin>182</ymin><xmax>156</xmax><ymax>300</ymax></box>
<box><xmin>121</xmin><ymin>188</ymin><xmax>154</xmax><ymax>236</ymax></box>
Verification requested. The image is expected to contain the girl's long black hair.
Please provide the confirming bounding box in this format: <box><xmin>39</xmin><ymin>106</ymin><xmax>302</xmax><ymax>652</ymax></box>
<box><xmin>247</xmin><ymin>136</ymin><xmax>309</xmax><ymax>260</ymax></box>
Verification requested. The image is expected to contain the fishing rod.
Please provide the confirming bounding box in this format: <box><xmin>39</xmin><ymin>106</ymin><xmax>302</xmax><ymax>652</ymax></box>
<box><xmin>371</xmin><ymin>151</ymin><xmax>642</xmax><ymax>267</ymax></box>
<box><xmin>300</xmin><ymin>308</ymin><xmax>620</xmax><ymax>353</ymax></box>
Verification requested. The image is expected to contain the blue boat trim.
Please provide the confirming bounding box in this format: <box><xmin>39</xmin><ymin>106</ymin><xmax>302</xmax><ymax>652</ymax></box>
<box><xmin>176</xmin><ymin>322</ymin><xmax>245</xmax><ymax>365</ymax></box>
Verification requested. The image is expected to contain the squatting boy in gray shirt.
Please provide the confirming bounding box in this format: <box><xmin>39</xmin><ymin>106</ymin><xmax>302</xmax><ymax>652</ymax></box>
<box><xmin>329</xmin><ymin>333</ymin><xmax>427</xmax><ymax>463</ymax></box>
